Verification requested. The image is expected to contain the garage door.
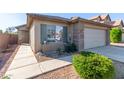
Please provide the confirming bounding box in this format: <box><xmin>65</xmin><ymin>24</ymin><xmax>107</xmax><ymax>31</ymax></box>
<box><xmin>84</xmin><ymin>28</ymin><xmax>106</xmax><ymax>49</ymax></box>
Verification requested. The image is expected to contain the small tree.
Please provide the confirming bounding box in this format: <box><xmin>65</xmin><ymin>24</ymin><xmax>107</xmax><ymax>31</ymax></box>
<box><xmin>110</xmin><ymin>28</ymin><xmax>122</xmax><ymax>43</ymax></box>
<box><xmin>5</xmin><ymin>27</ymin><xmax>17</xmax><ymax>34</ymax></box>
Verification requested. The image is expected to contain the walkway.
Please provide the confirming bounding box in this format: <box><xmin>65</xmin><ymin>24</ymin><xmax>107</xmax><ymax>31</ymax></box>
<box><xmin>111</xmin><ymin>43</ymin><xmax>124</xmax><ymax>47</ymax></box>
<box><xmin>5</xmin><ymin>45</ymin><xmax>71</xmax><ymax>79</ymax></box>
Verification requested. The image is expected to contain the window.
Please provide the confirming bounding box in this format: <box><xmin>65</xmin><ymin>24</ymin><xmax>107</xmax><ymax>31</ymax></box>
<box><xmin>41</xmin><ymin>24</ymin><xmax>67</xmax><ymax>44</ymax></box>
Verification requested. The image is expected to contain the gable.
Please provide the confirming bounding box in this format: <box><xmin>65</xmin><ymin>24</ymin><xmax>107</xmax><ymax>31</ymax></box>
<box><xmin>106</xmin><ymin>15</ymin><xmax>111</xmax><ymax>22</ymax></box>
<box><xmin>90</xmin><ymin>14</ymin><xmax>111</xmax><ymax>24</ymax></box>
<box><xmin>100</xmin><ymin>14</ymin><xmax>111</xmax><ymax>24</ymax></box>
<box><xmin>90</xmin><ymin>16</ymin><xmax>101</xmax><ymax>22</ymax></box>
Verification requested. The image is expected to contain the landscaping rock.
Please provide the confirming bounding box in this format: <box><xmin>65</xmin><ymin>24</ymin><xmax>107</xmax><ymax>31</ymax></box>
<box><xmin>36</xmin><ymin>52</ymin><xmax>45</xmax><ymax>56</ymax></box>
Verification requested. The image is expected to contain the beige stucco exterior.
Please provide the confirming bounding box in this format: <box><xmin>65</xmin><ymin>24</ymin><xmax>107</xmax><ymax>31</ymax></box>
<box><xmin>18</xmin><ymin>31</ymin><xmax>29</xmax><ymax>44</ymax></box>
<box><xmin>17</xmin><ymin>25</ymin><xmax>29</xmax><ymax>44</ymax></box>
<box><xmin>27</xmin><ymin>14</ymin><xmax>111</xmax><ymax>53</ymax></box>
<box><xmin>72</xmin><ymin>21</ymin><xmax>110</xmax><ymax>51</ymax></box>
<box><xmin>122</xmin><ymin>33</ymin><xmax>124</xmax><ymax>42</ymax></box>
<box><xmin>29</xmin><ymin>22</ymin><xmax>35</xmax><ymax>52</ymax></box>
<box><xmin>29</xmin><ymin>19</ymin><xmax>70</xmax><ymax>53</ymax></box>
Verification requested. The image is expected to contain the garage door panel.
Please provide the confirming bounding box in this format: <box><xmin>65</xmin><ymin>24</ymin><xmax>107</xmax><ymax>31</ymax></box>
<box><xmin>84</xmin><ymin>28</ymin><xmax>106</xmax><ymax>49</ymax></box>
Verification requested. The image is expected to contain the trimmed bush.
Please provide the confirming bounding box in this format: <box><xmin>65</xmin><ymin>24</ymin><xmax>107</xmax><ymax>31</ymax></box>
<box><xmin>56</xmin><ymin>48</ymin><xmax>64</xmax><ymax>55</ymax></box>
<box><xmin>110</xmin><ymin>28</ymin><xmax>122</xmax><ymax>43</ymax></box>
<box><xmin>64</xmin><ymin>43</ymin><xmax>77</xmax><ymax>53</ymax></box>
<box><xmin>72</xmin><ymin>51</ymin><xmax>114</xmax><ymax>79</ymax></box>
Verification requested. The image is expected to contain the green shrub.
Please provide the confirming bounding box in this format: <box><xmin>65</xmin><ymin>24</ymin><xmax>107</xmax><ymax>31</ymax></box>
<box><xmin>2</xmin><ymin>75</ymin><xmax>10</xmax><ymax>79</ymax></box>
<box><xmin>56</xmin><ymin>48</ymin><xmax>63</xmax><ymax>55</ymax></box>
<box><xmin>110</xmin><ymin>28</ymin><xmax>122</xmax><ymax>43</ymax></box>
<box><xmin>72</xmin><ymin>51</ymin><xmax>114</xmax><ymax>79</ymax></box>
<box><xmin>64</xmin><ymin>43</ymin><xmax>77</xmax><ymax>53</ymax></box>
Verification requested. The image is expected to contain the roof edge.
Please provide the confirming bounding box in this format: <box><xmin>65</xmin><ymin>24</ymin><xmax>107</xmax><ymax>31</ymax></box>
<box><xmin>15</xmin><ymin>24</ymin><xmax>27</xmax><ymax>29</ymax></box>
<box><xmin>79</xmin><ymin>17</ymin><xmax>112</xmax><ymax>28</ymax></box>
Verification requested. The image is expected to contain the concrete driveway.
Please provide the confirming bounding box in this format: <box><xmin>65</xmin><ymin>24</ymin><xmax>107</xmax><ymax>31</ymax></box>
<box><xmin>86</xmin><ymin>46</ymin><xmax>124</xmax><ymax>62</ymax></box>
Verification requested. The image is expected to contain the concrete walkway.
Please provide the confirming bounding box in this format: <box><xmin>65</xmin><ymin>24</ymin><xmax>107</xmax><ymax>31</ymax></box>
<box><xmin>111</xmin><ymin>43</ymin><xmax>124</xmax><ymax>47</ymax></box>
<box><xmin>5</xmin><ymin>45</ymin><xmax>71</xmax><ymax>79</ymax></box>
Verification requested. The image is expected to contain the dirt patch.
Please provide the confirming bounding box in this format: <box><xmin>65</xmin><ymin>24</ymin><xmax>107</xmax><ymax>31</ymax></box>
<box><xmin>35</xmin><ymin>51</ymin><xmax>78</xmax><ymax>63</ymax></box>
<box><xmin>0</xmin><ymin>44</ymin><xmax>20</xmax><ymax>78</ymax></box>
<box><xmin>35</xmin><ymin>55</ymin><xmax>54</xmax><ymax>63</ymax></box>
<box><xmin>32</xmin><ymin>65</ymin><xmax>80</xmax><ymax>79</ymax></box>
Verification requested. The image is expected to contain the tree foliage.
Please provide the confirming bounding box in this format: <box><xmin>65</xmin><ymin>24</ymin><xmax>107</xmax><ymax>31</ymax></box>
<box><xmin>110</xmin><ymin>28</ymin><xmax>122</xmax><ymax>43</ymax></box>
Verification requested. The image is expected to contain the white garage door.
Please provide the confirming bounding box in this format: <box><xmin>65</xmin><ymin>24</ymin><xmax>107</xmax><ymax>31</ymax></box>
<box><xmin>84</xmin><ymin>28</ymin><xmax>106</xmax><ymax>49</ymax></box>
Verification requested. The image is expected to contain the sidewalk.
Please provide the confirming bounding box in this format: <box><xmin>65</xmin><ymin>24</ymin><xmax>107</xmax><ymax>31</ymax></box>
<box><xmin>5</xmin><ymin>45</ymin><xmax>71</xmax><ymax>79</ymax></box>
<box><xmin>111</xmin><ymin>43</ymin><xmax>124</xmax><ymax>47</ymax></box>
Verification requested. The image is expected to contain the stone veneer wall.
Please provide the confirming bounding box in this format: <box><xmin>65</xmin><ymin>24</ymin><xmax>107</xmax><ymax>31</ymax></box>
<box><xmin>72</xmin><ymin>22</ymin><xmax>84</xmax><ymax>51</ymax></box>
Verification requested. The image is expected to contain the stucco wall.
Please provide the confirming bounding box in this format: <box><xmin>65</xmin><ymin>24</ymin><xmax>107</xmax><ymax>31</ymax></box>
<box><xmin>18</xmin><ymin>30</ymin><xmax>29</xmax><ymax>44</ymax></box>
<box><xmin>29</xmin><ymin>19</ymin><xmax>110</xmax><ymax>53</ymax></box>
<box><xmin>122</xmin><ymin>33</ymin><xmax>124</xmax><ymax>42</ymax></box>
<box><xmin>73</xmin><ymin>21</ymin><xmax>110</xmax><ymax>51</ymax></box>
<box><xmin>30</xmin><ymin>20</ymin><xmax>69</xmax><ymax>53</ymax></box>
<box><xmin>30</xmin><ymin>22</ymin><xmax>35</xmax><ymax>52</ymax></box>
<box><xmin>84</xmin><ymin>24</ymin><xmax>109</xmax><ymax>30</ymax></box>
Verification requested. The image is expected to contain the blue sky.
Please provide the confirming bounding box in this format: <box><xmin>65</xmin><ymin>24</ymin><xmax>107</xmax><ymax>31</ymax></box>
<box><xmin>0</xmin><ymin>13</ymin><xmax>124</xmax><ymax>31</ymax></box>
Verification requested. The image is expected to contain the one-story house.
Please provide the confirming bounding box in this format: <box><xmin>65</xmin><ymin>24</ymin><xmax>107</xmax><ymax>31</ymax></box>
<box><xmin>16</xmin><ymin>13</ymin><xmax>111</xmax><ymax>53</ymax></box>
<box><xmin>90</xmin><ymin>14</ymin><xmax>124</xmax><ymax>42</ymax></box>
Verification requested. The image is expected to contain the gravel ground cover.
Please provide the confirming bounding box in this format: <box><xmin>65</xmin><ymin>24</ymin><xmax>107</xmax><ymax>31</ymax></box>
<box><xmin>32</xmin><ymin>65</ymin><xmax>80</xmax><ymax>79</ymax></box>
<box><xmin>32</xmin><ymin>60</ymin><xmax>124</xmax><ymax>79</ymax></box>
<box><xmin>0</xmin><ymin>45</ymin><xmax>20</xmax><ymax>78</ymax></box>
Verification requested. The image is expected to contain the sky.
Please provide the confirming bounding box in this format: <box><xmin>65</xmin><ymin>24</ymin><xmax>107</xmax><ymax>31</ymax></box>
<box><xmin>0</xmin><ymin>13</ymin><xmax>124</xmax><ymax>31</ymax></box>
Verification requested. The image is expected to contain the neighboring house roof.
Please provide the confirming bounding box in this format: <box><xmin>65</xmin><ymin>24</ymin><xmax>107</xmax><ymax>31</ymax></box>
<box><xmin>90</xmin><ymin>14</ymin><xmax>124</xmax><ymax>28</ymax></box>
<box><xmin>90</xmin><ymin>14</ymin><xmax>111</xmax><ymax>21</ymax></box>
<box><xmin>90</xmin><ymin>15</ymin><xmax>101</xmax><ymax>20</ymax></box>
<box><xmin>100</xmin><ymin>15</ymin><xmax>108</xmax><ymax>20</ymax></box>
<box><xmin>15</xmin><ymin>24</ymin><xmax>27</xmax><ymax>29</ymax></box>
<box><xmin>109</xmin><ymin>19</ymin><xmax>124</xmax><ymax>27</ymax></box>
<box><xmin>71</xmin><ymin>16</ymin><xmax>111</xmax><ymax>28</ymax></box>
<box><xmin>15</xmin><ymin>24</ymin><xmax>28</xmax><ymax>31</ymax></box>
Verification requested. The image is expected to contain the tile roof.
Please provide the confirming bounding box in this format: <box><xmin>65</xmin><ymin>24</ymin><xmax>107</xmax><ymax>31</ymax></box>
<box><xmin>109</xmin><ymin>19</ymin><xmax>123</xmax><ymax>27</ymax></box>
<box><xmin>90</xmin><ymin>15</ymin><xmax>101</xmax><ymax>20</ymax></box>
<box><xmin>100</xmin><ymin>15</ymin><xmax>108</xmax><ymax>20</ymax></box>
<box><xmin>90</xmin><ymin>14</ymin><xmax>108</xmax><ymax>21</ymax></box>
<box><xmin>26</xmin><ymin>13</ymin><xmax>112</xmax><ymax>28</ymax></box>
<box><xmin>15</xmin><ymin>24</ymin><xmax>27</xmax><ymax>29</ymax></box>
<box><xmin>71</xmin><ymin>17</ymin><xmax>111</xmax><ymax>28</ymax></box>
<box><xmin>27</xmin><ymin>13</ymin><xmax>70</xmax><ymax>22</ymax></box>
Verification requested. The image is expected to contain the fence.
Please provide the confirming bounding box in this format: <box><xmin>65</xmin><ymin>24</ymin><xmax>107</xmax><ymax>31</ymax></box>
<box><xmin>0</xmin><ymin>33</ymin><xmax>18</xmax><ymax>51</ymax></box>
